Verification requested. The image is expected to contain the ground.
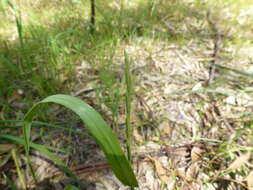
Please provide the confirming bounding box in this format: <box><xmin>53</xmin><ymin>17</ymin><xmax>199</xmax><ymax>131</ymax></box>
<box><xmin>0</xmin><ymin>0</ymin><xmax>253</xmax><ymax>189</ymax></box>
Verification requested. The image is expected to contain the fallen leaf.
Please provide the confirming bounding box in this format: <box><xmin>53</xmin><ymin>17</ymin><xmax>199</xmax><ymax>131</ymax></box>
<box><xmin>151</xmin><ymin>157</ymin><xmax>171</xmax><ymax>185</ymax></box>
<box><xmin>185</xmin><ymin>162</ymin><xmax>200</xmax><ymax>181</ymax></box>
<box><xmin>158</xmin><ymin>121</ymin><xmax>172</xmax><ymax>137</ymax></box>
<box><xmin>133</xmin><ymin>129</ymin><xmax>143</xmax><ymax>143</ymax></box>
<box><xmin>0</xmin><ymin>144</ymin><xmax>15</xmax><ymax>154</ymax></box>
<box><xmin>192</xmin><ymin>82</ymin><xmax>202</xmax><ymax>91</ymax></box>
<box><xmin>226</xmin><ymin>152</ymin><xmax>251</xmax><ymax>171</ymax></box>
<box><xmin>151</xmin><ymin>137</ymin><xmax>160</xmax><ymax>142</ymax></box>
<box><xmin>191</xmin><ymin>146</ymin><xmax>204</xmax><ymax>162</ymax></box>
<box><xmin>162</xmin><ymin>127</ymin><xmax>172</xmax><ymax>136</ymax></box>
<box><xmin>246</xmin><ymin>170</ymin><xmax>253</xmax><ymax>189</ymax></box>
<box><xmin>8</xmin><ymin>90</ymin><xmax>24</xmax><ymax>103</ymax></box>
<box><xmin>176</xmin><ymin>167</ymin><xmax>186</xmax><ymax>179</ymax></box>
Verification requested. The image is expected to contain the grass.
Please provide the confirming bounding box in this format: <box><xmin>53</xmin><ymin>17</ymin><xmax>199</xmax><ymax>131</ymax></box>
<box><xmin>124</xmin><ymin>51</ymin><xmax>133</xmax><ymax>163</ymax></box>
<box><xmin>1</xmin><ymin>94</ymin><xmax>138</xmax><ymax>188</ymax></box>
<box><xmin>0</xmin><ymin>0</ymin><xmax>253</xmax><ymax>189</ymax></box>
<box><xmin>0</xmin><ymin>0</ymin><xmax>249</xmax><ymax>108</ymax></box>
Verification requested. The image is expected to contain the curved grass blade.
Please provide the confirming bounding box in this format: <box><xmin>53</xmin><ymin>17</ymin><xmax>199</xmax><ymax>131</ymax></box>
<box><xmin>23</xmin><ymin>94</ymin><xmax>138</xmax><ymax>187</ymax></box>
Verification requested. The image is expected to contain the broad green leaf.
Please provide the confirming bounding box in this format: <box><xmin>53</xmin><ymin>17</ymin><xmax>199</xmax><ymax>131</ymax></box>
<box><xmin>23</xmin><ymin>94</ymin><xmax>138</xmax><ymax>187</ymax></box>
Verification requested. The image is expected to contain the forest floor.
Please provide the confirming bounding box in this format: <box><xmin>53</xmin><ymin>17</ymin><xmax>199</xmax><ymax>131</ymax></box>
<box><xmin>1</xmin><ymin>0</ymin><xmax>253</xmax><ymax>189</ymax></box>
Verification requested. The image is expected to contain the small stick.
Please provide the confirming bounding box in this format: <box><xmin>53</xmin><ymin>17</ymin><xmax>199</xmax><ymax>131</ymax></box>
<box><xmin>90</xmin><ymin>0</ymin><xmax>96</xmax><ymax>33</ymax></box>
<box><xmin>206</xmin><ymin>11</ymin><xmax>222</xmax><ymax>85</ymax></box>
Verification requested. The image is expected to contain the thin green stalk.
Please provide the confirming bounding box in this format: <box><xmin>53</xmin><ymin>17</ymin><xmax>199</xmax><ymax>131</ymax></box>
<box><xmin>22</xmin><ymin>127</ymin><xmax>38</xmax><ymax>185</ymax></box>
<box><xmin>124</xmin><ymin>52</ymin><xmax>135</xmax><ymax>190</ymax></box>
<box><xmin>7</xmin><ymin>0</ymin><xmax>23</xmax><ymax>47</ymax></box>
<box><xmin>7</xmin><ymin>0</ymin><xmax>24</xmax><ymax>72</ymax></box>
<box><xmin>124</xmin><ymin>52</ymin><xmax>133</xmax><ymax>164</ymax></box>
<box><xmin>11</xmin><ymin>148</ymin><xmax>26</xmax><ymax>190</ymax></box>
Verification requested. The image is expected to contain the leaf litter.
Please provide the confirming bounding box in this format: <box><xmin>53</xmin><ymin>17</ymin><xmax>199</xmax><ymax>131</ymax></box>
<box><xmin>2</xmin><ymin>0</ymin><xmax>253</xmax><ymax>189</ymax></box>
<box><xmin>61</xmin><ymin>27</ymin><xmax>253</xmax><ymax>188</ymax></box>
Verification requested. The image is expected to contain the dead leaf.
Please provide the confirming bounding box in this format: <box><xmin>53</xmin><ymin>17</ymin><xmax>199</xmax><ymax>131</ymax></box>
<box><xmin>151</xmin><ymin>157</ymin><xmax>171</xmax><ymax>185</ymax></box>
<box><xmin>158</xmin><ymin>121</ymin><xmax>172</xmax><ymax>137</ymax></box>
<box><xmin>191</xmin><ymin>146</ymin><xmax>204</xmax><ymax>162</ymax></box>
<box><xmin>98</xmin><ymin>175</ymin><xmax>115</xmax><ymax>190</ymax></box>
<box><xmin>176</xmin><ymin>167</ymin><xmax>186</xmax><ymax>179</ymax></box>
<box><xmin>226</xmin><ymin>152</ymin><xmax>251</xmax><ymax>171</ymax></box>
<box><xmin>246</xmin><ymin>170</ymin><xmax>253</xmax><ymax>189</ymax></box>
<box><xmin>8</xmin><ymin>90</ymin><xmax>24</xmax><ymax>103</ymax></box>
<box><xmin>151</xmin><ymin>137</ymin><xmax>159</xmax><ymax>142</ymax></box>
<box><xmin>0</xmin><ymin>144</ymin><xmax>15</xmax><ymax>154</ymax></box>
<box><xmin>185</xmin><ymin>162</ymin><xmax>200</xmax><ymax>181</ymax></box>
<box><xmin>133</xmin><ymin>129</ymin><xmax>143</xmax><ymax>143</ymax></box>
<box><xmin>162</xmin><ymin>127</ymin><xmax>172</xmax><ymax>136</ymax></box>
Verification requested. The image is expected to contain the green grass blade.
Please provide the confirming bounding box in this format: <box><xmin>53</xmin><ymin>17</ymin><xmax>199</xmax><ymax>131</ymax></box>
<box><xmin>214</xmin><ymin>63</ymin><xmax>253</xmax><ymax>78</ymax></box>
<box><xmin>0</xmin><ymin>134</ymin><xmax>78</xmax><ymax>181</ymax></box>
<box><xmin>124</xmin><ymin>52</ymin><xmax>133</xmax><ymax>163</ymax></box>
<box><xmin>11</xmin><ymin>148</ymin><xmax>26</xmax><ymax>189</ymax></box>
<box><xmin>23</xmin><ymin>94</ymin><xmax>138</xmax><ymax>187</ymax></box>
<box><xmin>64</xmin><ymin>184</ymin><xmax>80</xmax><ymax>190</ymax></box>
<box><xmin>3</xmin><ymin>173</ymin><xmax>18</xmax><ymax>190</ymax></box>
<box><xmin>0</xmin><ymin>120</ymin><xmax>84</xmax><ymax>135</ymax></box>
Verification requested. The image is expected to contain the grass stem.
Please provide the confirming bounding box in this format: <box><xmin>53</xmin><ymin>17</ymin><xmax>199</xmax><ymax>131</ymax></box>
<box><xmin>124</xmin><ymin>51</ymin><xmax>133</xmax><ymax>163</ymax></box>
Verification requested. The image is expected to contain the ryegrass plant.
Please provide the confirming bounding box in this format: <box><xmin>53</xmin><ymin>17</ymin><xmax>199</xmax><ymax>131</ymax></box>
<box><xmin>22</xmin><ymin>94</ymin><xmax>138</xmax><ymax>187</ymax></box>
<box><xmin>0</xmin><ymin>94</ymin><xmax>138</xmax><ymax>188</ymax></box>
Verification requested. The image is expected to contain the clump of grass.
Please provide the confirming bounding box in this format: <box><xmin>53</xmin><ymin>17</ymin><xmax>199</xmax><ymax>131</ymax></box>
<box><xmin>97</xmin><ymin>65</ymin><xmax>122</xmax><ymax>130</ymax></box>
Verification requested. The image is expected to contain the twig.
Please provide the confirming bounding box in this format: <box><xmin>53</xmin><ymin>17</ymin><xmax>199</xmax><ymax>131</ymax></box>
<box><xmin>135</xmin><ymin>94</ymin><xmax>159</xmax><ymax>128</ymax></box>
<box><xmin>73</xmin><ymin>88</ymin><xmax>95</xmax><ymax>96</ymax></box>
<box><xmin>51</xmin><ymin>147</ymin><xmax>186</xmax><ymax>177</ymax></box>
<box><xmin>215</xmin><ymin>177</ymin><xmax>249</xmax><ymax>189</ymax></box>
<box><xmin>73</xmin><ymin>161</ymin><xmax>108</xmax><ymax>174</ymax></box>
<box><xmin>174</xmin><ymin>49</ymin><xmax>190</xmax><ymax>66</ymax></box>
<box><xmin>90</xmin><ymin>0</ymin><xmax>96</xmax><ymax>33</ymax></box>
<box><xmin>206</xmin><ymin>11</ymin><xmax>222</xmax><ymax>85</ymax></box>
